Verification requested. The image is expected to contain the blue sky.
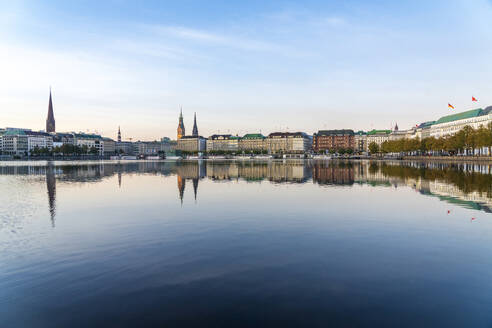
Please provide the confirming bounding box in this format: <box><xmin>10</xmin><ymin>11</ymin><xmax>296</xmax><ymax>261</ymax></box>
<box><xmin>1</xmin><ymin>0</ymin><xmax>492</xmax><ymax>140</ymax></box>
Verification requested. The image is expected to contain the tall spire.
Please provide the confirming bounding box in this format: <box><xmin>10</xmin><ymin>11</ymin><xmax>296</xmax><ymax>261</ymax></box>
<box><xmin>192</xmin><ymin>112</ymin><xmax>198</xmax><ymax>136</ymax></box>
<box><xmin>177</xmin><ymin>107</ymin><xmax>185</xmax><ymax>140</ymax></box>
<box><xmin>46</xmin><ymin>87</ymin><xmax>56</xmax><ymax>133</ymax></box>
<box><xmin>117</xmin><ymin>126</ymin><xmax>121</xmax><ymax>142</ymax></box>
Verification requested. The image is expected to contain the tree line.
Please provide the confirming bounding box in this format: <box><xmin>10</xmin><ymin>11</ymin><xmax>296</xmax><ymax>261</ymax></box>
<box><xmin>369</xmin><ymin>123</ymin><xmax>492</xmax><ymax>156</ymax></box>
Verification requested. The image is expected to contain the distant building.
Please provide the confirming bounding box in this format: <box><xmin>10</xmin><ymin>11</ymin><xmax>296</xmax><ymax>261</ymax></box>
<box><xmin>74</xmin><ymin>133</ymin><xmax>104</xmax><ymax>155</ymax></box>
<box><xmin>177</xmin><ymin>136</ymin><xmax>206</xmax><ymax>153</ymax></box>
<box><xmin>354</xmin><ymin>131</ymin><xmax>367</xmax><ymax>153</ymax></box>
<box><xmin>52</xmin><ymin>132</ymin><xmax>75</xmax><ymax>148</ymax></box>
<box><xmin>117</xmin><ymin>126</ymin><xmax>121</xmax><ymax>142</ymax></box>
<box><xmin>365</xmin><ymin>129</ymin><xmax>391</xmax><ymax>151</ymax></box>
<box><xmin>312</xmin><ymin>129</ymin><xmax>355</xmax><ymax>153</ymax></box>
<box><xmin>266</xmin><ymin>132</ymin><xmax>312</xmax><ymax>154</ymax></box>
<box><xmin>116</xmin><ymin>141</ymin><xmax>134</xmax><ymax>155</ymax></box>
<box><xmin>0</xmin><ymin>128</ymin><xmax>53</xmax><ymax>156</ymax></box>
<box><xmin>430</xmin><ymin>107</ymin><xmax>492</xmax><ymax>138</ymax></box>
<box><xmin>206</xmin><ymin>134</ymin><xmax>240</xmax><ymax>152</ymax></box>
<box><xmin>102</xmin><ymin>138</ymin><xmax>116</xmax><ymax>155</ymax></box>
<box><xmin>239</xmin><ymin>133</ymin><xmax>266</xmax><ymax>152</ymax></box>
<box><xmin>177</xmin><ymin>109</ymin><xmax>185</xmax><ymax>140</ymax></box>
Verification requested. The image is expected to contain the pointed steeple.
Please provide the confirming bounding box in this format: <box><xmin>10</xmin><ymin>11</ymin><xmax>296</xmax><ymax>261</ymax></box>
<box><xmin>177</xmin><ymin>107</ymin><xmax>185</xmax><ymax>140</ymax></box>
<box><xmin>192</xmin><ymin>112</ymin><xmax>198</xmax><ymax>136</ymax></box>
<box><xmin>192</xmin><ymin>178</ymin><xmax>199</xmax><ymax>201</ymax></box>
<box><xmin>117</xmin><ymin>126</ymin><xmax>121</xmax><ymax>142</ymax></box>
<box><xmin>46</xmin><ymin>87</ymin><xmax>56</xmax><ymax>133</ymax></box>
<box><xmin>394</xmin><ymin>123</ymin><xmax>399</xmax><ymax>131</ymax></box>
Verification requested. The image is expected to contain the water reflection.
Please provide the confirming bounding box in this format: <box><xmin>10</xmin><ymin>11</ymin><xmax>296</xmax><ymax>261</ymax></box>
<box><xmin>1</xmin><ymin>160</ymin><xmax>492</xmax><ymax>220</ymax></box>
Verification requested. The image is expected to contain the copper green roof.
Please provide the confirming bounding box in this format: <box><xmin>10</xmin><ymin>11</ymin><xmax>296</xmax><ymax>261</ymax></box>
<box><xmin>242</xmin><ymin>133</ymin><xmax>265</xmax><ymax>139</ymax></box>
<box><xmin>435</xmin><ymin>108</ymin><xmax>482</xmax><ymax>125</ymax></box>
<box><xmin>367</xmin><ymin>129</ymin><xmax>391</xmax><ymax>135</ymax></box>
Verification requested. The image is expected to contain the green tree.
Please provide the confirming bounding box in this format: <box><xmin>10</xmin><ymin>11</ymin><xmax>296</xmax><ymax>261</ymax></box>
<box><xmin>369</xmin><ymin>142</ymin><xmax>379</xmax><ymax>154</ymax></box>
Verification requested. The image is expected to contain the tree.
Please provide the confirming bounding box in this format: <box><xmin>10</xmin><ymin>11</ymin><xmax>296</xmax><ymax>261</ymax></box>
<box><xmin>369</xmin><ymin>142</ymin><xmax>379</xmax><ymax>154</ymax></box>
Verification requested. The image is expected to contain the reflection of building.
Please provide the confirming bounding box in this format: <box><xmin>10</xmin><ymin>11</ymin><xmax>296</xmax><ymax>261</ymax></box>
<box><xmin>46</xmin><ymin>164</ymin><xmax>56</xmax><ymax>226</ymax></box>
<box><xmin>312</xmin><ymin>163</ymin><xmax>354</xmax><ymax>185</ymax></box>
<box><xmin>177</xmin><ymin>175</ymin><xmax>185</xmax><ymax>204</ymax></box>
<box><xmin>312</xmin><ymin>130</ymin><xmax>355</xmax><ymax>153</ymax></box>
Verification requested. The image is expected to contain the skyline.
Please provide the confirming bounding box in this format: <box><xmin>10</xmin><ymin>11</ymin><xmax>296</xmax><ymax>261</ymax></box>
<box><xmin>2</xmin><ymin>0</ymin><xmax>492</xmax><ymax>140</ymax></box>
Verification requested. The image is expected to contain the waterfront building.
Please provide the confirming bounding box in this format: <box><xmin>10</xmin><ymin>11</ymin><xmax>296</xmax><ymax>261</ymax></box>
<box><xmin>416</xmin><ymin>121</ymin><xmax>435</xmax><ymax>139</ymax></box>
<box><xmin>177</xmin><ymin>136</ymin><xmax>206</xmax><ymax>153</ymax></box>
<box><xmin>206</xmin><ymin>134</ymin><xmax>240</xmax><ymax>152</ymax></box>
<box><xmin>266</xmin><ymin>132</ymin><xmax>312</xmax><ymax>154</ymax></box>
<box><xmin>116</xmin><ymin>141</ymin><xmax>134</xmax><ymax>155</ymax></box>
<box><xmin>74</xmin><ymin>133</ymin><xmax>104</xmax><ymax>155</ymax></box>
<box><xmin>102</xmin><ymin>138</ymin><xmax>116</xmax><ymax>156</ymax></box>
<box><xmin>430</xmin><ymin>107</ymin><xmax>492</xmax><ymax>138</ymax></box>
<box><xmin>177</xmin><ymin>109</ymin><xmax>185</xmax><ymax>140</ymax></box>
<box><xmin>52</xmin><ymin>132</ymin><xmax>75</xmax><ymax>148</ymax></box>
<box><xmin>238</xmin><ymin>133</ymin><xmax>266</xmax><ymax>152</ymax></box>
<box><xmin>46</xmin><ymin>89</ymin><xmax>56</xmax><ymax>133</ymax></box>
<box><xmin>354</xmin><ymin>131</ymin><xmax>367</xmax><ymax>153</ymax></box>
<box><xmin>0</xmin><ymin>128</ymin><xmax>53</xmax><ymax>155</ymax></box>
<box><xmin>312</xmin><ymin>129</ymin><xmax>355</xmax><ymax>153</ymax></box>
<box><xmin>365</xmin><ymin>129</ymin><xmax>391</xmax><ymax>151</ymax></box>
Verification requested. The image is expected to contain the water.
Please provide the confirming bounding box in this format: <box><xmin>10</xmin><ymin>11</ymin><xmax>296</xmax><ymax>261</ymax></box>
<box><xmin>1</xmin><ymin>160</ymin><xmax>492</xmax><ymax>327</ymax></box>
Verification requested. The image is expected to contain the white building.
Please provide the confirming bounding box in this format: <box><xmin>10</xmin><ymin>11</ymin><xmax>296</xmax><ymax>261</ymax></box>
<box><xmin>430</xmin><ymin>107</ymin><xmax>492</xmax><ymax>138</ymax></box>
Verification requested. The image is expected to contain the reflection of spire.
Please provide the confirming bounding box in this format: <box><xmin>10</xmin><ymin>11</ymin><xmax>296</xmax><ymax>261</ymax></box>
<box><xmin>177</xmin><ymin>175</ymin><xmax>185</xmax><ymax>205</ymax></box>
<box><xmin>118</xmin><ymin>171</ymin><xmax>122</xmax><ymax>188</ymax></box>
<box><xmin>46</xmin><ymin>163</ymin><xmax>56</xmax><ymax>227</ymax></box>
<box><xmin>192</xmin><ymin>178</ymin><xmax>199</xmax><ymax>202</ymax></box>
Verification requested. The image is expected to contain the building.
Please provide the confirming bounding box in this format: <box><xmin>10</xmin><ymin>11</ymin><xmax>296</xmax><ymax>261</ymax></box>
<box><xmin>239</xmin><ymin>133</ymin><xmax>266</xmax><ymax>152</ymax></box>
<box><xmin>117</xmin><ymin>126</ymin><xmax>121</xmax><ymax>142</ymax></box>
<box><xmin>266</xmin><ymin>132</ymin><xmax>312</xmax><ymax>154</ymax></box>
<box><xmin>430</xmin><ymin>107</ymin><xmax>492</xmax><ymax>138</ymax></box>
<box><xmin>46</xmin><ymin>89</ymin><xmax>56</xmax><ymax>133</ymax></box>
<box><xmin>176</xmin><ymin>136</ymin><xmax>206</xmax><ymax>153</ymax></box>
<box><xmin>354</xmin><ymin>131</ymin><xmax>367</xmax><ymax>153</ymax></box>
<box><xmin>177</xmin><ymin>109</ymin><xmax>185</xmax><ymax>140</ymax></box>
<box><xmin>206</xmin><ymin>134</ymin><xmax>240</xmax><ymax>152</ymax></box>
<box><xmin>0</xmin><ymin>128</ymin><xmax>53</xmax><ymax>156</ymax></box>
<box><xmin>52</xmin><ymin>132</ymin><xmax>75</xmax><ymax>148</ymax></box>
<box><xmin>102</xmin><ymin>138</ymin><xmax>116</xmax><ymax>155</ymax></box>
<box><xmin>365</xmin><ymin>129</ymin><xmax>391</xmax><ymax>151</ymax></box>
<box><xmin>416</xmin><ymin>121</ymin><xmax>435</xmax><ymax>139</ymax></box>
<box><xmin>312</xmin><ymin>129</ymin><xmax>355</xmax><ymax>153</ymax></box>
<box><xmin>116</xmin><ymin>141</ymin><xmax>134</xmax><ymax>155</ymax></box>
<box><xmin>74</xmin><ymin>133</ymin><xmax>104</xmax><ymax>155</ymax></box>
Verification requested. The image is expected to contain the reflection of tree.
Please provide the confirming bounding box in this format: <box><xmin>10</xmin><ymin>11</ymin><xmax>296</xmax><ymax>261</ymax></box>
<box><xmin>46</xmin><ymin>163</ymin><xmax>56</xmax><ymax>227</ymax></box>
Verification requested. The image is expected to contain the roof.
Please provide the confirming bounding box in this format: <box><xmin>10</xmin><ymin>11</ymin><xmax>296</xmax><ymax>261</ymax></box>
<box><xmin>315</xmin><ymin>129</ymin><xmax>354</xmax><ymax>136</ymax></box>
<box><xmin>481</xmin><ymin>106</ymin><xmax>492</xmax><ymax>116</ymax></box>
<box><xmin>268</xmin><ymin>132</ymin><xmax>311</xmax><ymax>138</ymax></box>
<box><xmin>367</xmin><ymin>129</ymin><xmax>391</xmax><ymax>135</ymax></box>
<box><xmin>417</xmin><ymin>121</ymin><xmax>435</xmax><ymax>129</ymax></box>
<box><xmin>435</xmin><ymin>108</ymin><xmax>482</xmax><ymax>125</ymax></box>
<box><xmin>209</xmin><ymin>134</ymin><xmax>232</xmax><ymax>140</ymax></box>
<box><xmin>355</xmin><ymin>130</ymin><xmax>367</xmax><ymax>135</ymax></box>
<box><xmin>74</xmin><ymin>133</ymin><xmax>102</xmax><ymax>139</ymax></box>
<box><xmin>242</xmin><ymin>133</ymin><xmax>265</xmax><ymax>139</ymax></box>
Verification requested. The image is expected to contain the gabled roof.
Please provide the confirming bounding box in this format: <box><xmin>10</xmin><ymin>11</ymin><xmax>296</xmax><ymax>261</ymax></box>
<box><xmin>435</xmin><ymin>108</ymin><xmax>482</xmax><ymax>124</ymax></box>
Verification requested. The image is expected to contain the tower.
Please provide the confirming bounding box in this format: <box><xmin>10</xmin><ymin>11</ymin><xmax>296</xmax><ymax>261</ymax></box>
<box><xmin>177</xmin><ymin>108</ymin><xmax>185</xmax><ymax>140</ymax></box>
<box><xmin>192</xmin><ymin>112</ymin><xmax>198</xmax><ymax>137</ymax></box>
<box><xmin>46</xmin><ymin>88</ymin><xmax>56</xmax><ymax>133</ymax></box>
<box><xmin>394</xmin><ymin>123</ymin><xmax>399</xmax><ymax>131</ymax></box>
<box><xmin>118</xmin><ymin>126</ymin><xmax>121</xmax><ymax>142</ymax></box>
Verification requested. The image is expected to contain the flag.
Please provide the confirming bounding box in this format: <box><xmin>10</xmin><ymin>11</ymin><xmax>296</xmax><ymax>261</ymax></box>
<box><xmin>472</xmin><ymin>96</ymin><xmax>478</xmax><ymax>102</ymax></box>
<box><xmin>448</xmin><ymin>103</ymin><xmax>454</xmax><ymax>109</ymax></box>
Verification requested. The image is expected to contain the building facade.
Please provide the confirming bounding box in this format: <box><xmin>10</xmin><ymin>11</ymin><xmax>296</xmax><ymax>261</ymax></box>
<box><xmin>177</xmin><ymin>136</ymin><xmax>206</xmax><ymax>153</ymax></box>
<box><xmin>239</xmin><ymin>133</ymin><xmax>266</xmax><ymax>152</ymax></box>
<box><xmin>312</xmin><ymin>129</ymin><xmax>355</xmax><ymax>153</ymax></box>
<box><xmin>266</xmin><ymin>132</ymin><xmax>312</xmax><ymax>154</ymax></box>
<box><xmin>365</xmin><ymin>130</ymin><xmax>391</xmax><ymax>151</ymax></box>
<box><xmin>206</xmin><ymin>134</ymin><xmax>240</xmax><ymax>152</ymax></box>
<box><xmin>430</xmin><ymin>107</ymin><xmax>492</xmax><ymax>138</ymax></box>
<box><xmin>354</xmin><ymin>131</ymin><xmax>367</xmax><ymax>153</ymax></box>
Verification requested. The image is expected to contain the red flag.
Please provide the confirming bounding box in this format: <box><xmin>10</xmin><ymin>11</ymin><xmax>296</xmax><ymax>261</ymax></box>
<box><xmin>472</xmin><ymin>96</ymin><xmax>478</xmax><ymax>102</ymax></box>
<box><xmin>448</xmin><ymin>103</ymin><xmax>454</xmax><ymax>109</ymax></box>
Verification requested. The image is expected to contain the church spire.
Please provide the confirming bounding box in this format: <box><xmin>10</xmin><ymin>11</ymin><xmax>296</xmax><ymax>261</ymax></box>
<box><xmin>177</xmin><ymin>107</ymin><xmax>185</xmax><ymax>140</ymax></box>
<box><xmin>117</xmin><ymin>126</ymin><xmax>121</xmax><ymax>142</ymax></box>
<box><xmin>192</xmin><ymin>112</ymin><xmax>198</xmax><ymax>136</ymax></box>
<box><xmin>46</xmin><ymin>87</ymin><xmax>56</xmax><ymax>133</ymax></box>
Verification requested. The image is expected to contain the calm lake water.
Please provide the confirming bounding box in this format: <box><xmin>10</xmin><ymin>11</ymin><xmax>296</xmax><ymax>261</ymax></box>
<box><xmin>1</xmin><ymin>160</ymin><xmax>492</xmax><ymax>327</ymax></box>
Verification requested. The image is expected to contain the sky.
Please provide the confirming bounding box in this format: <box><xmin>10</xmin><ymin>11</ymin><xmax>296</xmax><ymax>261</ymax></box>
<box><xmin>1</xmin><ymin>0</ymin><xmax>492</xmax><ymax>141</ymax></box>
